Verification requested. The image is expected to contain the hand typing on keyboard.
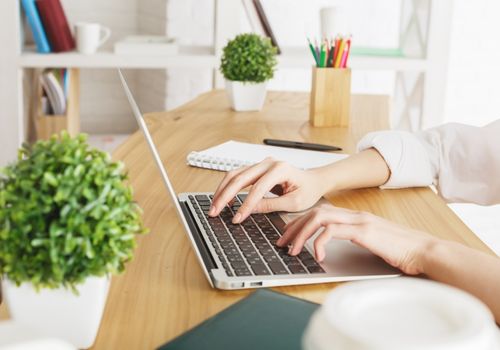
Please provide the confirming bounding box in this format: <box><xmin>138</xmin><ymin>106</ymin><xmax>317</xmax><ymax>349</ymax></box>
<box><xmin>209</xmin><ymin>158</ymin><xmax>325</xmax><ymax>224</ymax></box>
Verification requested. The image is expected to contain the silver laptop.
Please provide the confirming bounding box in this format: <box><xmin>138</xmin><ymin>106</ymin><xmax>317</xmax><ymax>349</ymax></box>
<box><xmin>118</xmin><ymin>69</ymin><xmax>400</xmax><ymax>290</ymax></box>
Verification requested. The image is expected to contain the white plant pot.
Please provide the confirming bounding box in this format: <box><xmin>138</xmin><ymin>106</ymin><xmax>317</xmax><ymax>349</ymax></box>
<box><xmin>225</xmin><ymin>80</ymin><xmax>267</xmax><ymax>111</ymax></box>
<box><xmin>2</xmin><ymin>276</ymin><xmax>110</xmax><ymax>349</ymax></box>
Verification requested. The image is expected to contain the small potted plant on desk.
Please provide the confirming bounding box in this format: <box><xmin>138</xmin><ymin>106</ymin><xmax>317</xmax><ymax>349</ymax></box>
<box><xmin>0</xmin><ymin>132</ymin><xmax>147</xmax><ymax>349</ymax></box>
<box><xmin>220</xmin><ymin>33</ymin><xmax>278</xmax><ymax>111</ymax></box>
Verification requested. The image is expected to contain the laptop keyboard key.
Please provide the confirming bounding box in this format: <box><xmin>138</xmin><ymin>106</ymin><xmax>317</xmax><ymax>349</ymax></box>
<box><xmin>234</xmin><ymin>268</ymin><xmax>252</xmax><ymax>276</ymax></box>
<box><xmin>307</xmin><ymin>265</ymin><xmax>325</xmax><ymax>274</ymax></box>
<box><xmin>230</xmin><ymin>261</ymin><xmax>247</xmax><ymax>270</ymax></box>
<box><xmin>251</xmin><ymin>263</ymin><xmax>270</xmax><ymax>276</ymax></box>
<box><xmin>267</xmin><ymin>213</ymin><xmax>286</xmax><ymax>234</ymax></box>
<box><xmin>289</xmin><ymin>265</ymin><xmax>308</xmax><ymax>274</ymax></box>
<box><xmin>268</xmin><ymin>262</ymin><xmax>289</xmax><ymax>275</ymax></box>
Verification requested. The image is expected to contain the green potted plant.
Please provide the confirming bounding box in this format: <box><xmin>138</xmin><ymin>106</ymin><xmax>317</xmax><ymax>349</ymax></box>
<box><xmin>0</xmin><ymin>132</ymin><xmax>147</xmax><ymax>349</ymax></box>
<box><xmin>220</xmin><ymin>33</ymin><xmax>277</xmax><ymax>111</ymax></box>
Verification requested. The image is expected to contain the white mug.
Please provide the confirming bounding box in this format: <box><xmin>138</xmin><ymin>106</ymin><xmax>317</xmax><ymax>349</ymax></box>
<box><xmin>303</xmin><ymin>278</ymin><xmax>500</xmax><ymax>350</ymax></box>
<box><xmin>320</xmin><ymin>7</ymin><xmax>337</xmax><ymax>38</ymax></box>
<box><xmin>75</xmin><ymin>22</ymin><xmax>111</xmax><ymax>54</ymax></box>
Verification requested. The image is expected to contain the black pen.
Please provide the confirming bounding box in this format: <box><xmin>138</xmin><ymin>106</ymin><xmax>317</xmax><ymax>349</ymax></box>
<box><xmin>263</xmin><ymin>139</ymin><xmax>342</xmax><ymax>152</ymax></box>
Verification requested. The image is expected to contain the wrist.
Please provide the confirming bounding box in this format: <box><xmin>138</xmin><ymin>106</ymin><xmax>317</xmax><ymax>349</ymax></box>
<box><xmin>419</xmin><ymin>237</ymin><xmax>451</xmax><ymax>276</ymax></box>
<box><xmin>309</xmin><ymin>165</ymin><xmax>340</xmax><ymax>195</ymax></box>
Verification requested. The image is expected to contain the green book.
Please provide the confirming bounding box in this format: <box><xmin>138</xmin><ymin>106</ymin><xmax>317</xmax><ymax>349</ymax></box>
<box><xmin>158</xmin><ymin>289</ymin><xmax>319</xmax><ymax>350</ymax></box>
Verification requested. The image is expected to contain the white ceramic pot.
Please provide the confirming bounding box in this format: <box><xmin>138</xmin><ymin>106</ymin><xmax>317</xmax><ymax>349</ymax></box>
<box><xmin>2</xmin><ymin>276</ymin><xmax>110</xmax><ymax>349</ymax></box>
<box><xmin>225</xmin><ymin>80</ymin><xmax>267</xmax><ymax>111</ymax></box>
<box><xmin>302</xmin><ymin>278</ymin><xmax>500</xmax><ymax>350</ymax></box>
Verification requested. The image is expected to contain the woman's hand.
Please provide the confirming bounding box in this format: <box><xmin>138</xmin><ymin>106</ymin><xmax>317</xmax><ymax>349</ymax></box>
<box><xmin>209</xmin><ymin>158</ymin><xmax>327</xmax><ymax>224</ymax></box>
<box><xmin>277</xmin><ymin>205</ymin><xmax>437</xmax><ymax>275</ymax></box>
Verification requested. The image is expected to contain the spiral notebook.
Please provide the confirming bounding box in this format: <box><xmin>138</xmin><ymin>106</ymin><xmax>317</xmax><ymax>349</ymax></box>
<box><xmin>186</xmin><ymin>140</ymin><xmax>347</xmax><ymax>171</ymax></box>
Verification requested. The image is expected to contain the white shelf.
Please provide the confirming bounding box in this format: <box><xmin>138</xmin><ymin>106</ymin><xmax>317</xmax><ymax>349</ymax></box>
<box><xmin>20</xmin><ymin>46</ymin><xmax>429</xmax><ymax>72</ymax></box>
<box><xmin>19</xmin><ymin>46</ymin><xmax>217</xmax><ymax>69</ymax></box>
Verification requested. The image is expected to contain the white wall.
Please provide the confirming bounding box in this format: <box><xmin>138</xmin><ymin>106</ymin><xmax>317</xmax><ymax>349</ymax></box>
<box><xmin>136</xmin><ymin>0</ymin><xmax>168</xmax><ymax>115</ymax></box>
<box><xmin>164</xmin><ymin>0</ymin><xmax>214</xmax><ymax>110</ymax></box>
<box><xmin>443</xmin><ymin>0</ymin><xmax>500</xmax><ymax>127</ymax></box>
<box><xmin>63</xmin><ymin>0</ymin><xmax>139</xmax><ymax>133</ymax></box>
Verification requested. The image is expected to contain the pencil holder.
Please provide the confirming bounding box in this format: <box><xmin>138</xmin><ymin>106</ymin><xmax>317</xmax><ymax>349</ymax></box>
<box><xmin>309</xmin><ymin>67</ymin><xmax>351</xmax><ymax>127</ymax></box>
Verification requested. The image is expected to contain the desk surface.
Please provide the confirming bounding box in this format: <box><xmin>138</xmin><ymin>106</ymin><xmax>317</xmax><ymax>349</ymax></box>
<box><xmin>0</xmin><ymin>91</ymin><xmax>492</xmax><ymax>348</ymax></box>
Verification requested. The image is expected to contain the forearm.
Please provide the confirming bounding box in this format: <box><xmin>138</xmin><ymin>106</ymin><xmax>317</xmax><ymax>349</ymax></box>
<box><xmin>422</xmin><ymin>240</ymin><xmax>500</xmax><ymax>323</ymax></box>
<box><xmin>312</xmin><ymin>148</ymin><xmax>390</xmax><ymax>194</ymax></box>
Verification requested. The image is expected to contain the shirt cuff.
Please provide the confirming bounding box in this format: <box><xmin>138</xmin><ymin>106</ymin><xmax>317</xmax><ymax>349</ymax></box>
<box><xmin>357</xmin><ymin>130</ymin><xmax>434</xmax><ymax>189</ymax></box>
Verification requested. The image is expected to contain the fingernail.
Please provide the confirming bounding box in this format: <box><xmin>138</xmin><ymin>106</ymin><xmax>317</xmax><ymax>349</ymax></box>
<box><xmin>232</xmin><ymin>213</ymin><xmax>242</xmax><ymax>224</ymax></box>
<box><xmin>208</xmin><ymin>207</ymin><xmax>216</xmax><ymax>216</ymax></box>
<box><xmin>276</xmin><ymin>238</ymin><xmax>283</xmax><ymax>246</ymax></box>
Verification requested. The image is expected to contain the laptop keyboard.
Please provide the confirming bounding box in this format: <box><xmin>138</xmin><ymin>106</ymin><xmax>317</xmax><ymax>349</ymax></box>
<box><xmin>188</xmin><ymin>194</ymin><xmax>325</xmax><ymax>277</ymax></box>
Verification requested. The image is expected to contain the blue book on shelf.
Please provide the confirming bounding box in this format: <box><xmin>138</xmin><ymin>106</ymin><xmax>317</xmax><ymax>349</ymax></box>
<box><xmin>21</xmin><ymin>0</ymin><xmax>51</xmax><ymax>53</ymax></box>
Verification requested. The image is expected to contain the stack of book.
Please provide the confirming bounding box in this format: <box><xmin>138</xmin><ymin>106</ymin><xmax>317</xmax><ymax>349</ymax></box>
<box><xmin>21</xmin><ymin>0</ymin><xmax>75</xmax><ymax>53</ymax></box>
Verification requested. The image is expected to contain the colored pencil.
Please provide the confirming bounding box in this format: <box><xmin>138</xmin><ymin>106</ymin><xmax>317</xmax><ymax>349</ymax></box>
<box><xmin>319</xmin><ymin>43</ymin><xmax>326</xmax><ymax>67</ymax></box>
<box><xmin>343</xmin><ymin>38</ymin><xmax>352</xmax><ymax>68</ymax></box>
<box><xmin>334</xmin><ymin>38</ymin><xmax>346</xmax><ymax>68</ymax></box>
<box><xmin>307</xmin><ymin>38</ymin><xmax>319</xmax><ymax>67</ymax></box>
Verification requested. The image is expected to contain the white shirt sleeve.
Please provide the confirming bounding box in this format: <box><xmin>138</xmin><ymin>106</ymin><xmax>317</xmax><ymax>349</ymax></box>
<box><xmin>357</xmin><ymin>120</ymin><xmax>500</xmax><ymax>205</ymax></box>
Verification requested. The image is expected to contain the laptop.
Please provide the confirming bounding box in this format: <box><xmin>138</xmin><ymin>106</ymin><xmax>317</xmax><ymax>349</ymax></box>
<box><xmin>118</xmin><ymin>69</ymin><xmax>400</xmax><ymax>290</ymax></box>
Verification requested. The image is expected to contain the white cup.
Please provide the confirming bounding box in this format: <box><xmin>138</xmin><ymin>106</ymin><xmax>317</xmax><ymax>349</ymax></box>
<box><xmin>320</xmin><ymin>7</ymin><xmax>337</xmax><ymax>38</ymax></box>
<box><xmin>75</xmin><ymin>22</ymin><xmax>111</xmax><ymax>55</ymax></box>
<box><xmin>303</xmin><ymin>278</ymin><xmax>500</xmax><ymax>350</ymax></box>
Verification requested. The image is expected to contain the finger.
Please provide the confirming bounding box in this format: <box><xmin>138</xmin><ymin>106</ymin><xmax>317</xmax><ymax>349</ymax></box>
<box><xmin>277</xmin><ymin>213</ymin><xmax>311</xmax><ymax>247</ymax></box>
<box><xmin>279</xmin><ymin>206</ymin><xmax>366</xmax><ymax>248</ymax></box>
<box><xmin>210</xmin><ymin>166</ymin><xmax>248</xmax><ymax>216</ymax></box>
<box><xmin>290</xmin><ymin>208</ymin><xmax>374</xmax><ymax>256</ymax></box>
<box><xmin>251</xmin><ymin>194</ymin><xmax>297</xmax><ymax>214</ymax></box>
<box><xmin>233</xmin><ymin>164</ymin><xmax>288</xmax><ymax>223</ymax></box>
<box><xmin>210</xmin><ymin>160</ymin><xmax>274</xmax><ymax>216</ymax></box>
<box><xmin>313</xmin><ymin>226</ymin><xmax>335</xmax><ymax>262</ymax></box>
<box><xmin>289</xmin><ymin>212</ymin><xmax>325</xmax><ymax>256</ymax></box>
<box><xmin>212</xmin><ymin>165</ymin><xmax>248</xmax><ymax>204</ymax></box>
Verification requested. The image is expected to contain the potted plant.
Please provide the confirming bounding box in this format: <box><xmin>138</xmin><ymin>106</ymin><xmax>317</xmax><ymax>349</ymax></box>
<box><xmin>0</xmin><ymin>132</ymin><xmax>147</xmax><ymax>349</ymax></box>
<box><xmin>220</xmin><ymin>33</ymin><xmax>277</xmax><ymax>111</ymax></box>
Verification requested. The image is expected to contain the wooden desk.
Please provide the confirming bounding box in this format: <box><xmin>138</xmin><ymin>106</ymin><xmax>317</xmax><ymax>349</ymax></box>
<box><xmin>0</xmin><ymin>91</ymin><xmax>492</xmax><ymax>348</ymax></box>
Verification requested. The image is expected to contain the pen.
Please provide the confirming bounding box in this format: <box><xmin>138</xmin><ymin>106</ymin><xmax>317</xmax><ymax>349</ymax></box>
<box><xmin>263</xmin><ymin>139</ymin><xmax>342</xmax><ymax>152</ymax></box>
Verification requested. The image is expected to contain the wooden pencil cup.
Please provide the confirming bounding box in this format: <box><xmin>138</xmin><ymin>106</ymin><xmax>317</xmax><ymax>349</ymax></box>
<box><xmin>309</xmin><ymin>67</ymin><xmax>351</xmax><ymax>127</ymax></box>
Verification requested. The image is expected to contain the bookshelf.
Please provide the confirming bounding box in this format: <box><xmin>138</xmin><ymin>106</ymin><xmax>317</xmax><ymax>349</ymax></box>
<box><xmin>0</xmin><ymin>0</ymin><xmax>453</xmax><ymax>166</ymax></box>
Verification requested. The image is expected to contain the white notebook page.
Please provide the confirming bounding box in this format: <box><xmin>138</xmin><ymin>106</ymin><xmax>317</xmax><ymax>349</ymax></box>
<box><xmin>187</xmin><ymin>140</ymin><xmax>347</xmax><ymax>171</ymax></box>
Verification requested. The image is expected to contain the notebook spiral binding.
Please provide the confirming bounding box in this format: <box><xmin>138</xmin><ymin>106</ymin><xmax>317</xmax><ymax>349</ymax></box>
<box><xmin>187</xmin><ymin>152</ymin><xmax>253</xmax><ymax>172</ymax></box>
